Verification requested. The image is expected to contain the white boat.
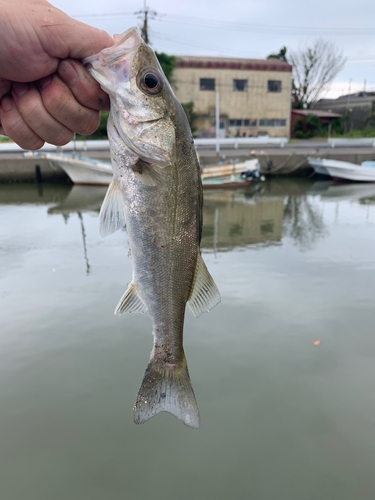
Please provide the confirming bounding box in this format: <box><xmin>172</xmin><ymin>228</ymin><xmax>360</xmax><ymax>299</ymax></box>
<box><xmin>27</xmin><ymin>152</ymin><xmax>113</xmax><ymax>185</ymax></box>
<box><xmin>201</xmin><ymin>159</ymin><xmax>260</xmax><ymax>179</ymax></box>
<box><xmin>30</xmin><ymin>152</ymin><xmax>261</xmax><ymax>187</ymax></box>
<box><xmin>308</xmin><ymin>157</ymin><xmax>375</xmax><ymax>182</ymax></box>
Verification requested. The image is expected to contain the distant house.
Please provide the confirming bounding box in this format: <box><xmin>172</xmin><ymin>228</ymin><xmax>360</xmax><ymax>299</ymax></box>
<box><xmin>172</xmin><ymin>56</ymin><xmax>293</xmax><ymax>138</ymax></box>
<box><xmin>290</xmin><ymin>109</ymin><xmax>342</xmax><ymax>136</ymax></box>
<box><xmin>312</xmin><ymin>92</ymin><xmax>375</xmax><ymax>129</ymax></box>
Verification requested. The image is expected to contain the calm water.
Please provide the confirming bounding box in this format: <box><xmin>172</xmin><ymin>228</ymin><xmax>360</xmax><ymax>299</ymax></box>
<box><xmin>1</xmin><ymin>178</ymin><xmax>375</xmax><ymax>499</ymax></box>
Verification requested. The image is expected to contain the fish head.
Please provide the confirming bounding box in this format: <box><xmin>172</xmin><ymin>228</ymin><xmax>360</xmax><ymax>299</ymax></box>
<box><xmin>84</xmin><ymin>27</ymin><xmax>176</xmax><ymax>167</ymax></box>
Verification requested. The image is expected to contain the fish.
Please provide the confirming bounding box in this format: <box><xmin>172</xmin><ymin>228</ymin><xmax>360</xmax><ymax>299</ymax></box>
<box><xmin>83</xmin><ymin>27</ymin><xmax>220</xmax><ymax>429</ymax></box>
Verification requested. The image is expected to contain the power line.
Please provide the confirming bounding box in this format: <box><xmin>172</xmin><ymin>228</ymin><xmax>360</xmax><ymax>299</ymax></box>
<box><xmin>73</xmin><ymin>11</ymin><xmax>134</xmax><ymax>19</ymax></box>
<box><xmin>151</xmin><ymin>31</ymin><xmax>260</xmax><ymax>58</ymax></box>
<box><xmin>71</xmin><ymin>10</ymin><xmax>375</xmax><ymax>36</ymax></box>
<box><xmin>158</xmin><ymin>13</ymin><xmax>375</xmax><ymax>36</ymax></box>
<box><xmin>152</xmin><ymin>30</ymin><xmax>375</xmax><ymax>65</ymax></box>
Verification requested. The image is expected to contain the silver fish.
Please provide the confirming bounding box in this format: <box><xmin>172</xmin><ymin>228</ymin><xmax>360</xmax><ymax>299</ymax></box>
<box><xmin>84</xmin><ymin>27</ymin><xmax>220</xmax><ymax>429</ymax></box>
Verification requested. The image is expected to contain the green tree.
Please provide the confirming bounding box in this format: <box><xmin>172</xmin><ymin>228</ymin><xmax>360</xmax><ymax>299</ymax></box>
<box><xmin>181</xmin><ymin>101</ymin><xmax>199</xmax><ymax>136</ymax></box>
<box><xmin>155</xmin><ymin>52</ymin><xmax>176</xmax><ymax>82</ymax></box>
<box><xmin>293</xmin><ymin>114</ymin><xmax>322</xmax><ymax>138</ymax></box>
<box><xmin>267</xmin><ymin>47</ymin><xmax>288</xmax><ymax>63</ymax></box>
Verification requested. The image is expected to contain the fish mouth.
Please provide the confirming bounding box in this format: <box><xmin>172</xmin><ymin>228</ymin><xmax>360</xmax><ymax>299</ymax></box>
<box><xmin>101</xmin><ymin>27</ymin><xmax>142</xmax><ymax>67</ymax></box>
<box><xmin>83</xmin><ymin>27</ymin><xmax>142</xmax><ymax>68</ymax></box>
<box><xmin>83</xmin><ymin>27</ymin><xmax>143</xmax><ymax>92</ymax></box>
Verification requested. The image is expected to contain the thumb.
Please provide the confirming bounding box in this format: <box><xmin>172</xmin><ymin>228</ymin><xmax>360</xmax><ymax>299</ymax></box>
<box><xmin>63</xmin><ymin>20</ymin><xmax>115</xmax><ymax>60</ymax></box>
<box><xmin>41</xmin><ymin>12</ymin><xmax>115</xmax><ymax>61</ymax></box>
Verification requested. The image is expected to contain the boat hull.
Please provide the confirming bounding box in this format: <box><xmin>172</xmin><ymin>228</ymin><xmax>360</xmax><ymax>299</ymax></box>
<box><xmin>42</xmin><ymin>153</ymin><xmax>254</xmax><ymax>187</ymax></box>
<box><xmin>326</xmin><ymin>166</ymin><xmax>375</xmax><ymax>182</ymax></box>
<box><xmin>49</xmin><ymin>158</ymin><xmax>113</xmax><ymax>186</ymax></box>
<box><xmin>308</xmin><ymin>157</ymin><xmax>375</xmax><ymax>182</ymax></box>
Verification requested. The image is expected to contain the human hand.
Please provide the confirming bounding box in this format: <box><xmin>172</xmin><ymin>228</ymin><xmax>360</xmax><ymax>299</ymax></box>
<box><xmin>0</xmin><ymin>0</ymin><xmax>114</xmax><ymax>150</ymax></box>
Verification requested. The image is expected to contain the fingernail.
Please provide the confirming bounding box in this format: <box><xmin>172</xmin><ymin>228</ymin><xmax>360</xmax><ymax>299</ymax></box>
<box><xmin>13</xmin><ymin>82</ymin><xmax>29</xmax><ymax>97</ymax></box>
<box><xmin>58</xmin><ymin>61</ymin><xmax>78</xmax><ymax>86</ymax></box>
<box><xmin>39</xmin><ymin>75</ymin><xmax>52</xmax><ymax>89</ymax></box>
<box><xmin>1</xmin><ymin>97</ymin><xmax>13</xmax><ymax>112</ymax></box>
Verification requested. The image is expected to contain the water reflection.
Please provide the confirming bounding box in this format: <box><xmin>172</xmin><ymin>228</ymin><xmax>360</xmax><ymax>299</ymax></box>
<box><xmin>282</xmin><ymin>195</ymin><xmax>326</xmax><ymax>249</ymax></box>
<box><xmin>77</xmin><ymin>212</ymin><xmax>91</xmax><ymax>276</ymax></box>
<box><xmin>2</xmin><ymin>179</ymin><xmax>375</xmax><ymax>261</ymax></box>
<box><xmin>3</xmin><ymin>179</ymin><xmax>375</xmax><ymax>499</ymax></box>
<box><xmin>202</xmin><ymin>190</ymin><xmax>284</xmax><ymax>251</ymax></box>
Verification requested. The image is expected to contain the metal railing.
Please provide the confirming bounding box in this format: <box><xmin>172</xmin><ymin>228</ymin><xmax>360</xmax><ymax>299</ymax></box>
<box><xmin>194</xmin><ymin>136</ymin><xmax>287</xmax><ymax>150</ymax></box>
<box><xmin>0</xmin><ymin>136</ymin><xmax>288</xmax><ymax>154</ymax></box>
<box><xmin>328</xmin><ymin>138</ymin><xmax>375</xmax><ymax>148</ymax></box>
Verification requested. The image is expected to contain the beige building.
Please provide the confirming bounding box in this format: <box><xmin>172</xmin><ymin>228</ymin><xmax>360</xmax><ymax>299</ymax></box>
<box><xmin>172</xmin><ymin>56</ymin><xmax>292</xmax><ymax>138</ymax></box>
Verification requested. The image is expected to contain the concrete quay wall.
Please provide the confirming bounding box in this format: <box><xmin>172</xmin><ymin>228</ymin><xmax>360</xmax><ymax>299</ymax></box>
<box><xmin>1</xmin><ymin>148</ymin><xmax>375</xmax><ymax>182</ymax></box>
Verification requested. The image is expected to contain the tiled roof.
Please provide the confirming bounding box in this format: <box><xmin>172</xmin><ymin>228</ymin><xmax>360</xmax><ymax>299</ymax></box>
<box><xmin>292</xmin><ymin>109</ymin><xmax>342</xmax><ymax>118</ymax></box>
<box><xmin>175</xmin><ymin>56</ymin><xmax>292</xmax><ymax>72</ymax></box>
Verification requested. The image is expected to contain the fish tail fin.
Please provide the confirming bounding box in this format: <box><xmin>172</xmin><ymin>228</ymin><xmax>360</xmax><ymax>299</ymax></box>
<box><xmin>133</xmin><ymin>348</ymin><xmax>200</xmax><ymax>429</ymax></box>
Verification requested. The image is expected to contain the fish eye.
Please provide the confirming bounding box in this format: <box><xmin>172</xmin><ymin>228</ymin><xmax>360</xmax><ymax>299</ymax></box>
<box><xmin>138</xmin><ymin>68</ymin><xmax>163</xmax><ymax>95</ymax></box>
<box><xmin>144</xmin><ymin>73</ymin><xmax>158</xmax><ymax>88</ymax></box>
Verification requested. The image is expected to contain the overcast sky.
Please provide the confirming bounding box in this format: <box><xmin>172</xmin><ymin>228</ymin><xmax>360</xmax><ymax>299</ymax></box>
<box><xmin>53</xmin><ymin>0</ymin><xmax>375</xmax><ymax>99</ymax></box>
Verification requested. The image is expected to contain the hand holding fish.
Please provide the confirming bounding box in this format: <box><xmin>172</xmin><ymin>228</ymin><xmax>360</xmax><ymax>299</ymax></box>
<box><xmin>0</xmin><ymin>0</ymin><xmax>113</xmax><ymax>149</ymax></box>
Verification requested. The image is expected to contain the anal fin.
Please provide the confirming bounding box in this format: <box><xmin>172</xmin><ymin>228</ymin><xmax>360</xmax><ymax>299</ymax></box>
<box><xmin>99</xmin><ymin>177</ymin><xmax>126</xmax><ymax>239</ymax></box>
<box><xmin>188</xmin><ymin>253</ymin><xmax>221</xmax><ymax>318</ymax></box>
<box><xmin>114</xmin><ymin>282</ymin><xmax>147</xmax><ymax>315</ymax></box>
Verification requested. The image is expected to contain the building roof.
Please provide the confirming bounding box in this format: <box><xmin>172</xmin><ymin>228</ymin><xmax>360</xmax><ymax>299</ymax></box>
<box><xmin>175</xmin><ymin>56</ymin><xmax>292</xmax><ymax>73</ymax></box>
<box><xmin>292</xmin><ymin>109</ymin><xmax>342</xmax><ymax>118</ymax></box>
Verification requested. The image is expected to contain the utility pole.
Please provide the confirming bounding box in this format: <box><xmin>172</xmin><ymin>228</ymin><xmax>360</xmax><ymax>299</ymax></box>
<box><xmin>346</xmin><ymin>79</ymin><xmax>352</xmax><ymax>134</ymax></box>
<box><xmin>135</xmin><ymin>0</ymin><xmax>157</xmax><ymax>45</ymax></box>
<box><xmin>215</xmin><ymin>91</ymin><xmax>220</xmax><ymax>153</ymax></box>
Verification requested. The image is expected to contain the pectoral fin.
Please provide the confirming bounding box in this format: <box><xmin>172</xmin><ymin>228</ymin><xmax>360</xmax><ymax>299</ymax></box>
<box><xmin>114</xmin><ymin>282</ymin><xmax>147</xmax><ymax>314</ymax></box>
<box><xmin>131</xmin><ymin>159</ymin><xmax>163</xmax><ymax>187</ymax></box>
<box><xmin>99</xmin><ymin>177</ymin><xmax>126</xmax><ymax>239</ymax></box>
<box><xmin>188</xmin><ymin>253</ymin><xmax>221</xmax><ymax>318</ymax></box>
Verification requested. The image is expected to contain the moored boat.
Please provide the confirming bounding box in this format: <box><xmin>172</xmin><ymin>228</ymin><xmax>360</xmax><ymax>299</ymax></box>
<box><xmin>41</xmin><ymin>152</ymin><xmax>113</xmax><ymax>185</ymax></box>
<box><xmin>30</xmin><ymin>152</ymin><xmax>256</xmax><ymax>187</ymax></box>
<box><xmin>308</xmin><ymin>157</ymin><xmax>375</xmax><ymax>182</ymax></box>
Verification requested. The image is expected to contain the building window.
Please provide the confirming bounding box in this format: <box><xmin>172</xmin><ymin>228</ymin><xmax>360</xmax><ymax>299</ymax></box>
<box><xmin>268</xmin><ymin>80</ymin><xmax>282</xmax><ymax>92</ymax></box>
<box><xmin>228</xmin><ymin>119</ymin><xmax>257</xmax><ymax>127</ymax></box>
<box><xmin>259</xmin><ymin>119</ymin><xmax>286</xmax><ymax>127</ymax></box>
<box><xmin>233</xmin><ymin>79</ymin><xmax>248</xmax><ymax>92</ymax></box>
<box><xmin>200</xmin><ymin>78</ymin><xmax>215</xmax><ymax>91</ymax></box>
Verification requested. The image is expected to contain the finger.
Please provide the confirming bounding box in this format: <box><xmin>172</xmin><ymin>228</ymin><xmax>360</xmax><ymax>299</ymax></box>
<box><xmin>0</xmin><ymin>96</ymin><xmax>44</xmax><ymax>150</ymax></box>
<box><xmin>39</xmin><ymin>13</ymin><xmax>113</xmax><ymax>61</ymax></box>
<box><xmin>0</xmin><ymin>79</ymin><xmax>11</xmax><ymax>100</ymax></box>
<box><xmin>66</xmin><ymin>22</ymin><xmax>114</xmax><ymax>59</ymax></box>
<box><xmin>38</xmin><ymin>74</ymin><xmax>100</xmax><ymax>135</ymax></box>
<box><xmin>57</xmin><ymin>59</ymin><xmax>110</xmax><ymax>111</ymax></box>
<box><xmin>12</xmin><ymin>82</ymin><xmax>74</xmax><ymax>146</ymax></box>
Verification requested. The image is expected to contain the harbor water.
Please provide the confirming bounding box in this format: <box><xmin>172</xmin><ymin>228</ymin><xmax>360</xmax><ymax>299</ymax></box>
<box><xmin>1</xmin><ymin>177</ymin><xmax>375</xmax><ymax>499</ymax></box>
